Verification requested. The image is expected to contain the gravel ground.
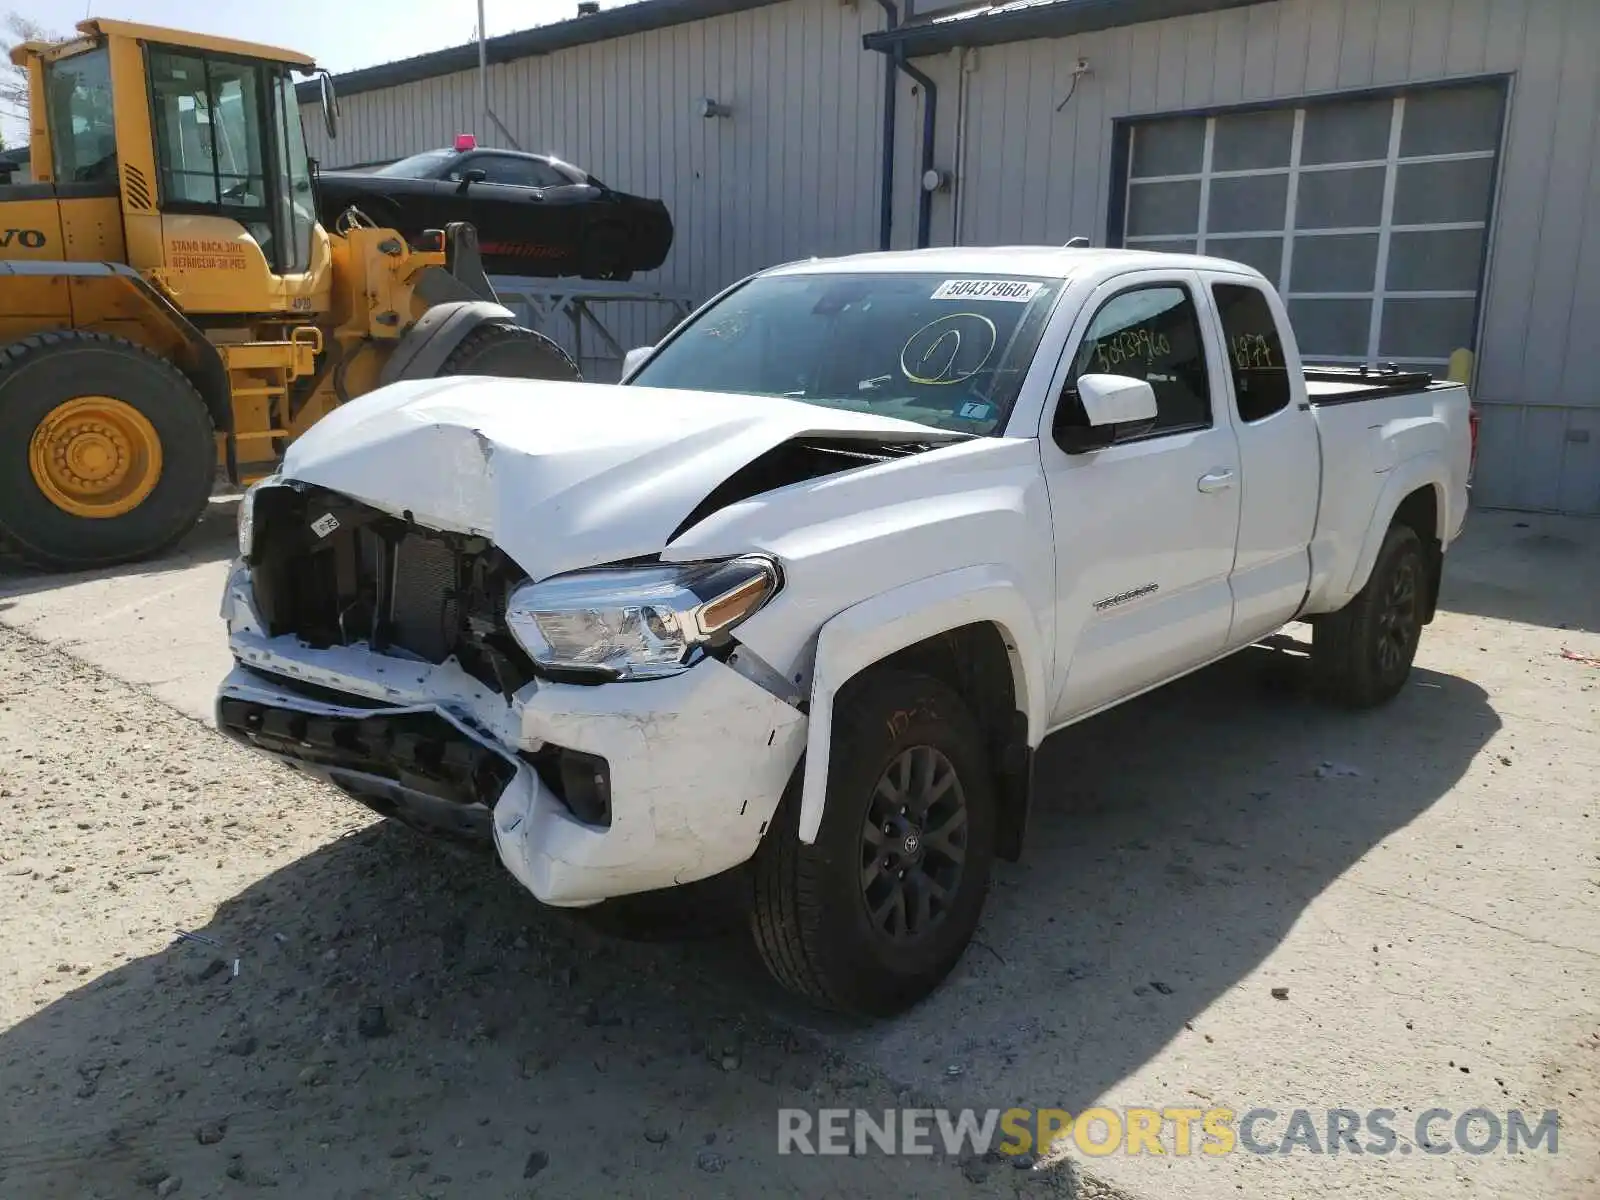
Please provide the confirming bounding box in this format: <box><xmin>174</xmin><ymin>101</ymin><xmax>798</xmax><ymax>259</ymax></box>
<box><xmin>0</xmin><ymin>627</ymin><xmax>1096</xmax><ymax>1200</ymax></box>
<box><xmin>1</xmin><ymin>508</ymin><xmax>1596</xmax><ymax>1200</ymax></box>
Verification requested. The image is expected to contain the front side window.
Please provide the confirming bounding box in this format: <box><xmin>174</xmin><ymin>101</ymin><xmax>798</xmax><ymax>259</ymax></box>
<box><xmin>149</xmin><ymin>50</ymin><xmax>268</xmax><ymax>210</ymax></box>
<box><xmin>1213</xmin><ymin>282</ymin><xmax>1291</xmax><ymax>421</ymax></box>
<box><xmin>43</xmin><ymin>47</ymin><xmax>116</xmax><ymax>184</ymax></box>
<box><xmin>628</xmin><ymin>272</ymin><xmax>1065</xmax><ymax>436</ymax></box>
<box><xmin>454</xmin><ymin>154</ymin><xmax>567</xmax><ymax>187</ymax></box>
<box><xmin>1070</xmin><ymin>285</ymin><xmax>1211</xmax><ymax>437</ymax></box>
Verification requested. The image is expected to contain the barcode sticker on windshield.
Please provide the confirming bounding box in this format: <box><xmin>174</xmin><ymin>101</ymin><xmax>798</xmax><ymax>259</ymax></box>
<box><xmin>931</xmin><ymin>279</ymin><xmax>1042</xmax><ymax>303</ymax></box>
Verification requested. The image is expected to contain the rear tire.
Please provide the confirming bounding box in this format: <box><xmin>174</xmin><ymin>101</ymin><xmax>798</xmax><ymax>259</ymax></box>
<box><xmin>437</xmin><ymin>322</ymin><xmax>580</xmax><ymax>381</ymax></box>
<box><xmin>749</xmin><ymin>669</ymin><xmax>996</xmax><ymax>1017</ymax></box>
<box><xmin>1311</xmin><ymin>523</ymin><xmax>1426</xmax><ymax>708</ymax></box>
<box><xmin>0</xmin><ymin>331</ymin><xmax>214</xmax><ymax>572</ymax></box>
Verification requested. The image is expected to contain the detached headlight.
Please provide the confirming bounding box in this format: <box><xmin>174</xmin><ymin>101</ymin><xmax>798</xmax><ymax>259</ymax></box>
<box><xmin>236</xmin><ymin>474</ymin><xmax>280</xmax><ymax>559</ymax></box>
<box><xmin>505</xmin><ymin>555</ymin><xmax>781</xmax><ymax>681</ymax></box>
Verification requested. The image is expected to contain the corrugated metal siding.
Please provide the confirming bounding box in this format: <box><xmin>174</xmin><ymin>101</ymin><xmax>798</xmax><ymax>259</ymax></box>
<box><xmin>300</xmin><ymin>0</ymin><xmax>1598</xmax><ymax>512</ymax></box>
<box><xmin>301</xmin><ymin>0</ymin><xmax>888</xmax><ymax>376</ymax></box>
<box><xmin>902</xmin><ymin>0</ymin><xmax>1600</xmax><ymax>513</ymax></box>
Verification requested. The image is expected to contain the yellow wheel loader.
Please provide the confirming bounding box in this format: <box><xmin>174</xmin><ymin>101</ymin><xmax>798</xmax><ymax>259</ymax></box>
<box><xmin>0</xmin><ymin>19</ymin><xmax>578</xmax><ymax>571</ymax></box>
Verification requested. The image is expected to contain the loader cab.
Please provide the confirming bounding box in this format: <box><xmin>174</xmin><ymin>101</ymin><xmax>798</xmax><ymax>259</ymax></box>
<box><xmin>145</xmin><ymin>47</ymin><xmax>317</xmax><ymax>279</ymax></box>
<box><xmin>18</xmin><ymin>19</ymin><xmax>334</xmax><ymax>314</ymax></box>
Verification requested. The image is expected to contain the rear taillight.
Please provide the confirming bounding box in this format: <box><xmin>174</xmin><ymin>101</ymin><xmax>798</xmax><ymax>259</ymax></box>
<box><xmin>1468</xmin><ymin>406</ymin><xmax>1481</xmax><ymax>481</ymax></box>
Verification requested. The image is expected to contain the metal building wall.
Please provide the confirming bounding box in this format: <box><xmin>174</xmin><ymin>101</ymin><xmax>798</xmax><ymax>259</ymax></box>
<box><xmin>301</xmin><ymin>0</ymin><xmax>889</xmax><ymax>376</ymax></box>
<box><xmin>895</xmin><ymin>0</ymin><xmax>1600</xmax><ymax>514</ymax></box>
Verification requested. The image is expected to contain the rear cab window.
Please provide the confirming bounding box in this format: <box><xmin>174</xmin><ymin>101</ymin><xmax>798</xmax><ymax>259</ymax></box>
<box><xmin>1212</xmin><ymin>282</ymin><xmax>1292</xmax><ymax>422</ymax></box>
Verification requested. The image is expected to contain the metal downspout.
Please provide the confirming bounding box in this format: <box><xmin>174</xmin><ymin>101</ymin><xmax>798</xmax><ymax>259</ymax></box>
<box><xmin>896</xmin><ymin>50</ymin><xmax>937</xmax><ymax>249</ymax></box>
<box><xmin>871</xmin><ymin>0</ymin><xmax>899</xmax><ymax>251</ymax></box>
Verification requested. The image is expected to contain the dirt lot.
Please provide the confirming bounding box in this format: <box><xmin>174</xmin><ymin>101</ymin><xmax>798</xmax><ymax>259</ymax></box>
<box><xmin>1</xmin><ymin>507</ymin><xmax>1597</xmax><ymax>1200</ymax></box>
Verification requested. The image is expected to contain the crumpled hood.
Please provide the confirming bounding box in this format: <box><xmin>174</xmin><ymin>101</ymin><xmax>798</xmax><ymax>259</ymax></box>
<box><xmin>280</xmin><ymin>376</ymin><xmax>949</xmax><ymax>581</ymax></box>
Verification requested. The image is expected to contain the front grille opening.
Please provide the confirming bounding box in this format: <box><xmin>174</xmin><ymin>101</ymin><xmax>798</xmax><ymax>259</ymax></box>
<box><xmin>522</xmin><ymin>745</ymin><xmax>612</xmax><ymax>828</ymax></box>
<box><xmin>248</xmin><ymin>484</ymin><xmax>537</xmax><ymax>696</ymax></box>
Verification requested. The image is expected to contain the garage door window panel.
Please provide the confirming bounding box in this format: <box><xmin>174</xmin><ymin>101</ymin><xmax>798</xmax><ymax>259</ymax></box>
<box><xmin>1392</xmin><ymin>158</ymin><xmax>1496</xmax><ymax>225</ymax></box>
<box><xmin>1207</xmin><ymin>174</ymin><xmax>1289</xmax><ymax>234</ymax></box>
<box><xmin>1288</xmin><ymin>298</ymin><xmax>1372</xmax><ymax>359</ymax></box>
<box><xmin>1205</xmin><ymin>237</ymin><xmax>1283</xmax><ymax>282</ymax></box>
<box><xmin>1127</xmin><ymin>180</ymin><xmax>1202</xmax><ymax>238</ymax></box>
<box><xmin>1379</xmin><ymin>298</ymin><xmax>1479</xmax><ymax>360</ymax></box>
<box><xmin>1290</xmin><ymin>233</ymin><xmax>1379</xmax><ymax>294</ymax></box>
<box><xmin>1294</xmin><ymin>167</ymin><xmax>1386</xmax><ymax>231</ymax></box>
<box><xmin>1385</xmin><ymin>228</ymin><xmax>1485</xmax><ymax>294</ymax></box>
<box><xmin>1400</xmin><ymin>87</ymin><xmax>1504</xmax><ymax>157</ymax></box>
<box><xmin>1122</xmin><ymin>82</ymin><xmax>1502</xmax><ymax>368</ymax></box>
<box><xmin>1131</xmin><ymin>118</ymin><xmax>1206</xmax><ymax>178</ymax></box>
<box><xmin>1301</xmin><ymin>97</ymin><xmax>1393</xmax><ymax>165</ymax></box>
<box><xmin>1211</xmin><ymin>110</ymin><xmax>1295</xmax><ymax>172</ymax></box>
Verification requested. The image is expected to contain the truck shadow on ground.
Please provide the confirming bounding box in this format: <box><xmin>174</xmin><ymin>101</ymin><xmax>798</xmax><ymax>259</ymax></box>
<box><xmin>0</xmin><ymin>497</ymin><xmax>240</xmax><ymax>608</ymax></box>
<box><xmin>809</xmin><ymin>633</ymin><xmax>1503</xmax><ymax>1113</ymax></box>
<box><xmin>0</xmin><ymin>640</ymin><xmax>1498</xmax><ymax>1197</ymax></box>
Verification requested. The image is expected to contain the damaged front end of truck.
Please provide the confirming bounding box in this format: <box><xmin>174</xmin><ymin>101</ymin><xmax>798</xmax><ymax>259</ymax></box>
<box><xmin>216</xmin><ymin>376</ymin><xmax>972</xmax><ymax>905</ymax></box>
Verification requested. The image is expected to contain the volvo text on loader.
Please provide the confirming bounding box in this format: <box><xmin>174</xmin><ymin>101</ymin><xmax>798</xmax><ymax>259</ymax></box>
<box><xmin>0</xmin><ymin>19</ymin><xmax>579</xmax><ymax>571</ymax></box>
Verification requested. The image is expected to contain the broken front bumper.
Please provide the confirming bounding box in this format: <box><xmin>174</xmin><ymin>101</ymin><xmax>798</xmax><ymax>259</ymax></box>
<box><xmin>217</xmin><ymin>565</ymin><xmax>808</xmax><ymax>906</ymax></box>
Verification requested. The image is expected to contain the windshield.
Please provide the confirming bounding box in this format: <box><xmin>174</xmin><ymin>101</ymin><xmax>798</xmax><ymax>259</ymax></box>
<box><xmin>627</xmin><ymin>272</ymin><xmax>1064</xmax><ymax>435</ymax></box>
<box><xmin>372</xmin><ymin>149</ymin><xmax>456</xmax><ymax>177</ymax></box>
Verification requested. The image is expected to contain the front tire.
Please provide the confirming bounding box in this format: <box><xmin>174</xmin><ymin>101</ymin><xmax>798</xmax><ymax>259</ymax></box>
<box><xmin>1311</xmin><ymin>523</ymin><xmax>1427</xmax><ymax>708</ymax></box>
<box><xmin>437</xmin><ymin>322</ymin><xmax>580</xmax><ymax>381</ymax></box>
<box><xmin>749</xmin><ymin>670</ymin><xmax>996</xmax><ymax>1017</ymax></box>
<box><xmin>0</xmin><ymin>332</ymin><xmax>215</xmax><ymax>571</ymax></box>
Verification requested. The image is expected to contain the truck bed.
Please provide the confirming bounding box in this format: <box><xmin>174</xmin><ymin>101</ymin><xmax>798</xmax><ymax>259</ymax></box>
<box><xmin>1301</xmin><ymin>371</ymin><xmax>1473</xmax><ymax>616</ymax></box>
<box><xmin>1302</xmin><ymin>365</ymin><xmax>1458</xmax><ymax>406</ymax></box>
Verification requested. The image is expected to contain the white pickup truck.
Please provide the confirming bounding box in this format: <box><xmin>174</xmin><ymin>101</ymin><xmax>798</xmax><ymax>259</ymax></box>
<box><xmin>217</xmin><ymin>246</ymin><xmax>1474</xmax><ymax>1016</ymax></box>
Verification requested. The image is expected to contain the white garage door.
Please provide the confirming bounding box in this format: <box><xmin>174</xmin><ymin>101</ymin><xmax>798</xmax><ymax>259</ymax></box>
<box><xmin>1121</xmin><ymin>82</ymin><xmax>1506</xmax><ymax>374</ymax></box>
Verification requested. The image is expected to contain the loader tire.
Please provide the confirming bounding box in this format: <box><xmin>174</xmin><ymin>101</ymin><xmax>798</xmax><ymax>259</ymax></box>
<box><xmin>437</xmin><ymin>322</ymin><xmax>580</xmax><ymax>381</ymax></box>
<box><xmin>1311</xmin><ymin>523</ymin><xmax>1426</xmax><ymax>709</ymax></box>
<box><xmin>0</xmin><ymin>331</ymin><xmax>215</xmax><ymax>572</ymax></box>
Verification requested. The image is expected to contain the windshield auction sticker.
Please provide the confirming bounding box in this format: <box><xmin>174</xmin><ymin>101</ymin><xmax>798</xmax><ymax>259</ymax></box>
<box><xmin>931</xmin><ymin>279</ymin><xmax>1042</xmax><ymax>303</ymax></box>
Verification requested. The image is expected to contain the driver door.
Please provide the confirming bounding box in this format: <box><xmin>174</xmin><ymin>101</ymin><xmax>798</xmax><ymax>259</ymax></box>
<box><xmin>449</xmin><ymin>153</ymin><xmax>569</xmax><ymax>263</ymax></box>
<box><xmin>1043</xmin><ymin>273</ymin><xmax>1243</xmax><ymax>723</ymax></box>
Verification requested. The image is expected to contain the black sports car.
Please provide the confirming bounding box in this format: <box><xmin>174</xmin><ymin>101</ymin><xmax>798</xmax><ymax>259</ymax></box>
<box><xmin>314</xmin><ymin>139</ymin><xmax>674</xmax><ymax>280</ymax></box>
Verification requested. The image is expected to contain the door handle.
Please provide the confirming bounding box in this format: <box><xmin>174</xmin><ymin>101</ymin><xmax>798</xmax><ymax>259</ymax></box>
<box><xmin>1197</xmin><ymin>469</ymin><xmax>1237</xmax><ymax>493</ymax></box>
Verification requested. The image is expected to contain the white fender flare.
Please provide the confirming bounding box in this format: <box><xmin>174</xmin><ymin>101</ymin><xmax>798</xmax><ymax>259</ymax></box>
<box><xmin>1342</xmin><ymin>461</ymin><xmax>1448</xmax><ymax>599</ymax></box>
<box><xmin>797</xmin><ymin>564</ymin><xmax>1050</xmax><ymax>845</ymax></box>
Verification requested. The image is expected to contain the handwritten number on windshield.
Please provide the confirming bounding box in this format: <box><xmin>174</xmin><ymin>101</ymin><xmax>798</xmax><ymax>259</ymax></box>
<box><xmin>901</xmin><ymin>313</ymin><xmax>998</xmax><ymax>385</ymax></box>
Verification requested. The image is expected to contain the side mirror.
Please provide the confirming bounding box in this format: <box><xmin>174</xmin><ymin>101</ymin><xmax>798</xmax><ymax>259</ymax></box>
<box><xmin>1054</xmin><ymin>373</ymin><xmax>1158</xmax><ymax>454</ymax></box>
<box><xmin>457</xmin><ymin>168</ymin><xmax>488</xmax><ymax>192</ymax></box>
<box><xmin>621</xmin><ymin>345</ymin><xmax>655</xmax><ymax>379</ymax></box>
<box><xmin>1079</xmin><ymin>373</ymin><xmax>1158</xmax><ymax>426</ymax></box>
<box><xmin>318</xmin><ymin>70</ymin><xmax>340</xmax><ymax>141</ymax></box>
